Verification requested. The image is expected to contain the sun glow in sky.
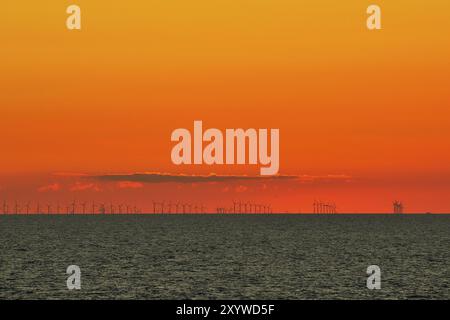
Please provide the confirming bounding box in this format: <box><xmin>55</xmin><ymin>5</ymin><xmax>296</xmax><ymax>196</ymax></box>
<box><xmin>1</xmin><ymin>1</ymin><xmax>450</xmax><ymax>213</ymax></box>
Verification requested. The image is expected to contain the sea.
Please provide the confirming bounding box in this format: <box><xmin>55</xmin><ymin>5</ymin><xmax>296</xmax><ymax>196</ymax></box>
<box><xmin>0</xmin><ymin>214</ymin><xmax>449</xmax><ymax>299</ymax></box>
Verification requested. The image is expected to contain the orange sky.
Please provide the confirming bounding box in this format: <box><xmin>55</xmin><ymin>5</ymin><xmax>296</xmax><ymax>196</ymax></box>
<box><xmin>1</xmin><ymin>1</ymin><xmax>450</xmax><ymax>213</ymax></box>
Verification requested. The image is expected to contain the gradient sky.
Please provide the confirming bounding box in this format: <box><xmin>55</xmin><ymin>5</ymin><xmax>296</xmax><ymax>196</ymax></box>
<box><xmin>1</xmin><ymin>1</ymin><xmax>450</xmax><ymax>213</ymax></box>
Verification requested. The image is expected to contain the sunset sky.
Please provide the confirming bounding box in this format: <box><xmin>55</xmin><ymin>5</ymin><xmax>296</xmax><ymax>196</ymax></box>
<box><xmin>1</xmin><ymin>1</ymin><xmax>450</xmax><ymax>213</ymax></box>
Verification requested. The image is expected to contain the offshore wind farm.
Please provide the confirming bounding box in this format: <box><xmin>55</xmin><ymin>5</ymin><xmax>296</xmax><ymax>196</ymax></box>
<box><xmin>1</xmin><ymin>199</ymin><xmax>415</xmax><ymax>215</ymax></box>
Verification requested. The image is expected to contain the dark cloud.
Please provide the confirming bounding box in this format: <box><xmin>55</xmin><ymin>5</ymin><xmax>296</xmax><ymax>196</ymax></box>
<box><xmin>91</xmin><ymin>173</ymin><xmax>298</xmax><ymax>184</ymax></box>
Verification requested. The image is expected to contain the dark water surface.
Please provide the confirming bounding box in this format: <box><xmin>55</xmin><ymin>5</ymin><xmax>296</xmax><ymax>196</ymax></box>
<box><xmin>0</xmin><ymin>215</ymin><xmax>449</xmax><ymax>299</ymax></box>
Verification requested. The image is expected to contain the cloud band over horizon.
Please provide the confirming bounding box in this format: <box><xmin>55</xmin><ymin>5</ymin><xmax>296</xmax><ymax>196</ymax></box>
<box><xmin>91</xmin><ymin>173</ymin><xmax>299</xmax><ymax>184</ymax></box>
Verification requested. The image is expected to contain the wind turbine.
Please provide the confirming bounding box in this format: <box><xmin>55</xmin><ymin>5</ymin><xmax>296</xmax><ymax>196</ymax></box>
<box><xmin>25</xmin><ymin>201</ymin><xmax>31</xmax><ymax>215</ymax></box>
<box><xmin>81</xmin><ymin>202</ymin><xmax>87</xmax><ymax>214</ymax></box>
<box><xmin>2</xmin><ymin>200</ymin><xmax>8</xmax><ymax>214</ymax></box>
<box><xmin>393</xmin><ymin>200</ymin><xmax>401</xmax><ymax>214</ymax></box>
<box><xmin>99</xmin><ymin>203</ymin><xmax>106</xmax><ymax>214</ymax></box>
<box><xmin>46</xmin><ymin>203</ymin><xmax>51</xmax><ymax>215</ymax></box>
<box><xmin>71</xmin><ymin>200</ymin><xmax>76</xmax><ymax>214</ymax></box>
<box><xmin>394</xmin><ymin>201</ymin><xmax>404</xmax><ymax>214</ymax></box>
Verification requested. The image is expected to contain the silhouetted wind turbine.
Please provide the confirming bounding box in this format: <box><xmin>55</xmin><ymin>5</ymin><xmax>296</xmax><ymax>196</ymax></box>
<box><xmin>25</xmin><ymin>201</ymin><xmax>31</xmax><ymax>215</ymax></box>
<box><xmin>99</xmin><ymin>203</ymin><xmax>106</xmax><ymax>214</ymax></box>
<box><xmin>2</xmin><ymin>200</ymin><xmax>8</xmax><ymax>214</ymax></box>
<box><xmin>71</xmin><ymin>200</ymin><xmax>76</xmax><ymax>214</ymax></box>
<box><xmin>81</xmin><ymin>202</ymin><xmax>87</xmax><ymax>214</ymax></box>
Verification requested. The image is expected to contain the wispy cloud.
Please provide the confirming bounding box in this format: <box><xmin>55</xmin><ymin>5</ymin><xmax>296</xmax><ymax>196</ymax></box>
<box><xmin>38</xmin><ymin>183</ymin><xmax>61</xmax><ymax>192</ymax></box>
<box><xmin>70</xmin><ymin>182</ymin><xmax>101</xmax><ymax>192</ymax></box>
<box><xmin>117</xmin><ymin>181</ymin><xmax>144</xmax><ymax>189</ymax></box>
<box><xmin>235</xmin><ymin>185</ymin><xmax>248</xmax><ymax>193</ymax></box>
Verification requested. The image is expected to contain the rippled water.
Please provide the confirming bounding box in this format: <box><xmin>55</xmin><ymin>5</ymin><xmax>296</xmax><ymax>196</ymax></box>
<box><xmin>0</xmin><ymin>215</ymin><xmax>449</xmax><ymax>299</ymax></box>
